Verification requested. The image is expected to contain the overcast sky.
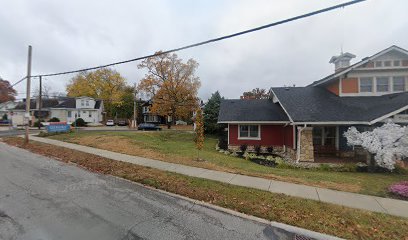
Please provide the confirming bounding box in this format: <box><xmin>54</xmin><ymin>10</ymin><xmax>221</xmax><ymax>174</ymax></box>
<box><xmin>1</xmin><ymin>0</ymin><xmax>407</xmax><ymax>100</ymax></box>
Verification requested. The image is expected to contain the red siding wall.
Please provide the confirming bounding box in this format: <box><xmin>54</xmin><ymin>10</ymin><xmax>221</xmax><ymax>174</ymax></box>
<box><xmin>229</xmin><ymin>124</ymin><xmax>293</xmax><ymax>147</ymax></box>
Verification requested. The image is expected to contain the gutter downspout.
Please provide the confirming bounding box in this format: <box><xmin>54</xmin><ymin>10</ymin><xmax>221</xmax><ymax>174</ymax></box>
<box><xmin>296</xmin><ymin>124</ymin><xmax>307</xmax><ymax>163</ymax></box>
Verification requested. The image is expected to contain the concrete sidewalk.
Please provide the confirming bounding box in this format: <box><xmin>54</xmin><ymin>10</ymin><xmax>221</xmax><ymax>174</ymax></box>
<box><xmin>26</xmin><ymin>135</ymin><xmax>408</xmax><ymax>218</ymax></box>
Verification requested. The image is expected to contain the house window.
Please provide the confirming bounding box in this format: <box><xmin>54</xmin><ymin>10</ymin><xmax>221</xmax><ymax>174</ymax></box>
<box><xmin>384</xmin><ymin>61</ymin><xmax>391</xmax><ymax>67</ymax></box>
<box><xmin>238</xmin><ymin>125</ymin><xmax>260</xmax><ymax>139</ymax></box>
<box><xmin>360</xmin><ymin>77</ymin><xmax>373</xmax><ymax>92</ymax></box>
<box><xmin>312</xmin><ymin>126</ymin><xmax>336</xmax><ymax>146</ymax></box>
<box><xmin>68</xmin><ymin>111</ymin><xmax>71</xmax><ymax>118</ymax></box>
<box><xmin>393</xmin><ymin>76</ymin><xmax>405</xmax><ymax>92</ymax></box>
<box><xmin>324</xmin><ymin>127</ymin><xmax>336</xmax><ymax>146</ymax></box>
<box><xmin>145</xmin><ymin>115</ymin><xmax>157</xmax><ymax>122</ymax></box>
<box><xmin>375</xmin><ymin>61</ymin><xmax>382</xmax><ymax>67</ymax></box>
<box><xmin>86</xmin><ymin>100</ymin><xmax>89</xmax><ymax>106</ymax></box>
<box><xmin>81</xmin><ymin>100</ymin><xmax>85</xmax><ymax>107</ymax></box>
<box><xmin>394</xmin><ymin>60</ymin><xmax>401</xmax><ymax>67</ymax></box>
<box><xmin>312</xmin><ymin>127</ymin><xmax>323</xmax><ymax>146</ymax></box>
<box><xmin>376</xmin><ymin>77</ymin><xmax>389</xmax><ymax>92</ymax></box>
<box><xmin>142</xmin><ymin>106</ymin><xmax>149</xmax><ymax>113</ymax></box>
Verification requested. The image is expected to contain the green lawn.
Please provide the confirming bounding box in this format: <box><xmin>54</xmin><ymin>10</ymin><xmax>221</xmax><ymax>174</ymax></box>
<box><xmin>48</xmin><ymin>130</ymin><xmax>408</xmax><ymax>198</ymax></box>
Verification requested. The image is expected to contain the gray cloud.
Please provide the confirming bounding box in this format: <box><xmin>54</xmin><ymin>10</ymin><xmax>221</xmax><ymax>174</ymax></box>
<box><xmin>1</xmin><ymin>0</ymin><xmax>407</xmax><ymax>101</ymax></box>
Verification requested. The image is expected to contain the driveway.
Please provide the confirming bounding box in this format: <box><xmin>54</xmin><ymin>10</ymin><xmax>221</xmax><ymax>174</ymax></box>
<box><xmin>0</xmin><ymin>143</ymin><xmax>321</xmax><ymax>240</ymax></box>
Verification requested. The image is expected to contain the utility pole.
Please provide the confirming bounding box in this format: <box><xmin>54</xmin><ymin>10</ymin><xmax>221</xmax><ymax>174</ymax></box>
<box><xmin>38</xmin><ymin>75</ymin><xmax>42</xmax><ymax>130</ymax></box>
<box><xmin>133</xmin><ymin>84</ymin><xmax>138</xmax><ymax>129</ymax></box>
<box><xmin>25</xmin><ymin>45</ymin><xmax>32</xmax><ymax>143</ymax></box>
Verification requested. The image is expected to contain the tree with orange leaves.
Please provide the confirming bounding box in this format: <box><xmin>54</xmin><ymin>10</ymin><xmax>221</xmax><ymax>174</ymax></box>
<box><xmin>0</xmin><ymin>78</ymin><xmax>17</xmax><ymax>103</ymax></box>
<box><xmin>137</xmin><ymin>52</ymin><xmax>201</xmax><ymax>128</ymax></box>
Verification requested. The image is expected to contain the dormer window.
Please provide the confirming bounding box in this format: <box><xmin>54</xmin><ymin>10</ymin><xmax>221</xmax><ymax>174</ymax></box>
<box><xmin>376</xmin><ymin>77</ymin><xmax>389</xmax><ymax>92</ymax></box>
<box><xmin>375</xmin><ymin>61</ymin><xmax>382</xmax><ymax>67</ymax></box>
<box><xmin>384</xmin><ymin>61</ymin><xmax>391</xmax><ymax>67</ymax></box>
<box><xmin>360</xmin><ymin>77</ymin><xmax>373</xmax><ymax>92</ymax></box>
<box><xmin>393</xmin><ymin>60</ymin><xmax>401</xmax><ymax>67</ymax></box>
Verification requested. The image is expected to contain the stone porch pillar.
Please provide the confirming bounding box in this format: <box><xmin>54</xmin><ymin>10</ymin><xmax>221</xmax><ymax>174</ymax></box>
<box><xmin>297</xmin><ymin>127</ymin><xmax>314</xmax><ymax>162</ymax></box>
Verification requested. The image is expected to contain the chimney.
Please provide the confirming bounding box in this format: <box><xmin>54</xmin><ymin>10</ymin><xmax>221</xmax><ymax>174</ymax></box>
<box><xmin>329</xmin><ymin>52</ymin><xmax>356</xmax><ymax>72</ymax></box>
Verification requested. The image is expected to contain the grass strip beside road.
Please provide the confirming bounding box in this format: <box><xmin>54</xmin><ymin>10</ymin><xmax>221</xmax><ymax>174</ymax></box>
<box><xmin>3</xmin><ymin>137</ymin><xmax>408</xmax><ymax>239</ymax></box>
<box><xmin>47</xmin><ymin>131</ymin><xmax>408</xmax><ymax>198</ymax></box>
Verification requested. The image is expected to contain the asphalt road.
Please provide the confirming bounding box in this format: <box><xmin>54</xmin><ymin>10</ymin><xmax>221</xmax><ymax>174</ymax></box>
<box><xmin>0</xmin><ymin>143</ymin><xmax>318</xmax><ymax>240</ymax></box>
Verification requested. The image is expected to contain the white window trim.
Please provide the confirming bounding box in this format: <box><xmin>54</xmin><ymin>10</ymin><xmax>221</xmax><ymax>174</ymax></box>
<box><xmin>356</xmin><ymin>75</ymin><xmax>407</xmax><ymax>96</ymax></box>
<box><xmin>392</xmin><ymin>76</ymin><xmax>406</xmax><ymax>92</ymax></box>
<box><xmin>376</xmin><ymin>76</ymin><xmax>390</xmax><ymax>93</ymax></box>
<box><xmin>358</xmin><ymin>77</ymin><xmax>373</xmax><ymax>93</ymax></box>
<box><xmin>237</xmin><ymin>124</ymin><xmax>261</xmax><ymax>140</ymax></box>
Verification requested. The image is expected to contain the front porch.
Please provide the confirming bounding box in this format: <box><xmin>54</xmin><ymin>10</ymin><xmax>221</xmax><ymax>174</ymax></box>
<box><xmin>296</xmin><ymin>125</ymin><xmax>370</xmax><ymax>163</ymax></box>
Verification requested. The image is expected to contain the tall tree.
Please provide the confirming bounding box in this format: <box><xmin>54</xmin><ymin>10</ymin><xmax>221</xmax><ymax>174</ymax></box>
<box><xmin>137</xmin><ymin>52</ymin><xmax>201</xmax><ymax>127</ymax></box>
<box><xmin>203</xmin><ymin>91</ymin><xmax>224</xmax><ymax>134</ymax></box>
<box><xmin>112</xmin><ymin>86</ymin><xmax>135</xmax><ymax>119</ymax></box>
<box><xmin>241</xmin><ymin>88</ymin><xmax>270</xmax><ymax>99</ymax></box>
<box><xmin>0</xmin><ymin>78</ymin><xmax>17</xmax><ymax>103</ymax></box>
<box><xmin>66</xmin><ymin>68</ymin><xmax>127</xmax><ymax>117</ymax></box>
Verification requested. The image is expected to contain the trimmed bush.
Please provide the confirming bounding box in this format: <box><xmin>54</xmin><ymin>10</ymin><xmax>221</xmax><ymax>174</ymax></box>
<box><xmin>33</xmin><ymin>120</ymin><xmax>44</xmax><ymax>128</ymax></box>
<box><xmin>240</xmin><ymin>144</ymin><xmax>247</xmax><ymax>153</ymax></box>
<box><xmin>72</xmin><ymin>118</ymin><xmax>86</xmax><ymax>127</ymax></box>
<box><xmin>48</xmin><ymin>117</ymin><xmax>60</xmax><ymax>122</ymax></box>
<box><xmin>388</xmin><ymin>181</ymin><xmax>408</xmax><ymax>199</ymax></box>
<box><xmin>218</xmin><ymin>137</ymin><xmax>228</xmax><ymax>150</ymax></box>
<box><xmin>254</xmin><ymin>145</ymin><xmax>262</xmax><ymax>155</ymax></box>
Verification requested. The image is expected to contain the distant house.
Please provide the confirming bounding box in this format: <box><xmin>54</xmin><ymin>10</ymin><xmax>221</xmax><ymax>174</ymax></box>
<box><xmin>219</xmin><ymin>45</ymin><xmax>408</xmax><ymax>162</ymax></box>
<box><xmin>10</xmin><ymin>96</ymin><xmax>104</xmax><ymax>126</ymax></box>
<box><xmin>11</xmin><ymin>98</ymin><xmax>60</xmax><ymax>125</ymax></box>
<box><xmin>0</xmin><ymin>101</ymin><xmax>18</xmax><ymax>118</ymax></box>
<box><xmin>50</xmin><ymin>96</ymin><xmax>104</xmax><ymax>124</ymax></box>
<box><xmin>140</xmin><ymin>100</ymin><xmax>166</xmax><ymax>124</ymax></box>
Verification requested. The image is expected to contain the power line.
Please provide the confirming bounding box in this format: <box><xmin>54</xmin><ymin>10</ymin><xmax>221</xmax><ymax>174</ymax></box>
<box><xmin>27</xmin><ymin>0</ymin><xmax>366</xmax><ymax>79</ymax></box>
<box><xmin>11</xmin><ymin>76</ymin><xmax>28</xmax><ymax>87</ymax></box>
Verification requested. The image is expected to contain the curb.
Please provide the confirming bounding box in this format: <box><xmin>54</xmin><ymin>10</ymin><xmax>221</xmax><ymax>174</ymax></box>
<box><xmin>109</xmin><ymin>174</ymin><xmax>344</xmax><ymax>240</ymax></box>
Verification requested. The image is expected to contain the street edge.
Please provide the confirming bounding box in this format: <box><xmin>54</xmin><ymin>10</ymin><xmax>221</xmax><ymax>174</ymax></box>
<box><xmin>2</xmin><ymin>138</ymin><xmax>343</xmax><ymax>239</ymax></box>
<box><xmin>110</xmin><ymin>174</ymin><xmax>344</xmax><ymax>240</ymax></box>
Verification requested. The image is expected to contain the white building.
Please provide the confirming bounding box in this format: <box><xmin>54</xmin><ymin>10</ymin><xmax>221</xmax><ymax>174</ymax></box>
<box><xmin>0</xmin><ymin>101</ymin><xmax>18</xmax><ymax>118</ymax></box>
<box><xmin>50</xmin><ymin>97</ymin><xmax>104</xmax><ymax>124</ymax></box>
<box><xmin>10</xmin><ymin>96</ymin><xmax>104</xmax><ymax>126</ymax></box>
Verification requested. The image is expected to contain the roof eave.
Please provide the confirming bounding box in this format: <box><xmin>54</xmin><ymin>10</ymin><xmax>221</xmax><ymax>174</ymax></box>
<box><xmin>269</xmin><ymin>88</ymin><xmax>295</xmax><ymax>123</ymax></box>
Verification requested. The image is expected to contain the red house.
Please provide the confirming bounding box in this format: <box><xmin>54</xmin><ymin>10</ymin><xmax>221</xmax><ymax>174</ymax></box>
<box><xmin>218</xmin><ymin>45</ymin><xmax>408</xmax><ymax>162</ymax></box>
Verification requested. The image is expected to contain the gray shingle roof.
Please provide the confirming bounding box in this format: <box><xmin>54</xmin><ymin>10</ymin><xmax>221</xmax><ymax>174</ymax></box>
<box><xmin>94</xmin><ymin>100</ymin><xmax>102</xmax><ymax>109</ymax></box>
<box><xmin>218</xmin><ymin>99</ymin><xmax>290</xmax><ymax>123</ymax></box>
<box><xmin>54</xmin><ymin>98</ymin><xmax>76</xmax><ymax>108</ymax></box>
<box><xmin>13</xmin><ymin>99</ymin><xmax>59</xmax><ymax>110</ymax></box>
<box><xmin>272</xmin><ymin>87</ymin><xmax>408</xmax><ymax>123</ymax></box>
<box><xmin>53</xmin><ymin>98</ymin><xmax>102</xmax><ymax>109</ymax></box>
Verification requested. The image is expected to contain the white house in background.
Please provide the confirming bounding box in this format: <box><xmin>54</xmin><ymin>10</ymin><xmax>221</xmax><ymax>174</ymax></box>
<box><xmin>50</xmin><ymin>96</ymin><xmax>104</xmax><ymax>124</ymax></box>
<box><xmin>0</xmin><ymin>101</ymin><xmax>18</xmax><ymax>118</ymax></box>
